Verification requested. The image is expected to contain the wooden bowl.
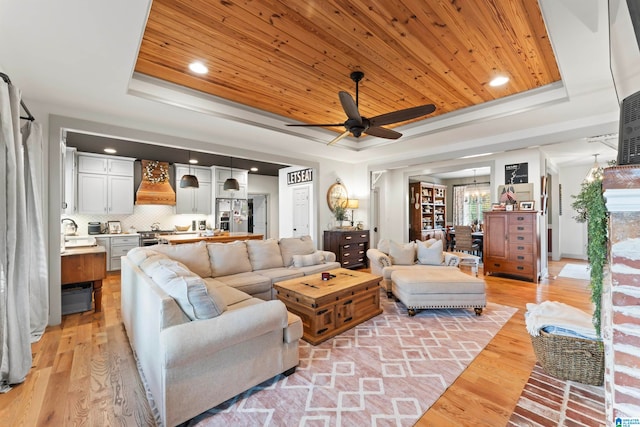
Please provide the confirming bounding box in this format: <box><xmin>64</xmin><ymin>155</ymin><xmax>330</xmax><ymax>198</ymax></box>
<box><xmin>175</xmin><ymin>225</ymin><xmax>191</xmax><ymax>231</ymax></box>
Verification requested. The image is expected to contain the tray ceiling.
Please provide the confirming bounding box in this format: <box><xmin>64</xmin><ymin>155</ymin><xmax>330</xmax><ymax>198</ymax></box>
<box><xmin>134</xmin><ymin>0</ymin><xmax>561</xmax><ymax>144</ymax></box>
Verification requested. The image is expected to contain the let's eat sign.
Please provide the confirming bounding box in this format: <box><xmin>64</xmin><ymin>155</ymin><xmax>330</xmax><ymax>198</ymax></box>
<box><xmin>287</xmin><ymin>168</ymin><xmax>313</xmax><ymax>185</ymax></box>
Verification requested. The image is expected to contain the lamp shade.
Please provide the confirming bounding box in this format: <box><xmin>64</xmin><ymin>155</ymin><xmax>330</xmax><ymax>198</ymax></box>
<box><xmin>180</xmin><ymin>174</ymin><xmax>199</xmax><ymax>188</ymax></box>
<box><xmin>346</xmin><ymin>199</ymin><xmax>359</xmax><ymax>209</ymax></box>
<box><xmin>223</xmin><ymin>177</ymin><xmax>240</xmax><ymax>191</ymax></box>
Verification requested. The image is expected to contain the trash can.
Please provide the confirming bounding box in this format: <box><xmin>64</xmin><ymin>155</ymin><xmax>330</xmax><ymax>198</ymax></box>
<box><xmin>61</xmin><ymin>282</ymin><xmax>93</xmax><ymax>315</ymax></box>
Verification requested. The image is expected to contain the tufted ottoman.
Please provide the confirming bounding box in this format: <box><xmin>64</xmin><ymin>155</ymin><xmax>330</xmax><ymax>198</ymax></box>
<box><xmin>391</xmin><ymin>268</ymin><xmax>486</xmax><ymax>316</ymax></box>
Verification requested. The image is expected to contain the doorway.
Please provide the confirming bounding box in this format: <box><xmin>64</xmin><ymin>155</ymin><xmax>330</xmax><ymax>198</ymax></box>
<box><xmin>248</xmin><ymin>194</ymin><xmax>268</xmax><ymax>238</ymax></box>
<box><xmin>292</xmin><ymin>186</ymin><xmax>310</xmax><ymax>237</ymax></box>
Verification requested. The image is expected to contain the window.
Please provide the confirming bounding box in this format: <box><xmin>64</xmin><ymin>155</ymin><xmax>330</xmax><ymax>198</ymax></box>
<box><xmin>453</xmin><ymin>183</ymin><xmax>491</xmax><ymax>226</ymax></box>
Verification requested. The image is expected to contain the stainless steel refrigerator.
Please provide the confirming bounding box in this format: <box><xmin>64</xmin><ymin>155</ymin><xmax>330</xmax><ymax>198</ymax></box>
<box><xmin>216</xmin><ymin>198</ymin><xmax>248</xmax><ymax>232</ymax></box>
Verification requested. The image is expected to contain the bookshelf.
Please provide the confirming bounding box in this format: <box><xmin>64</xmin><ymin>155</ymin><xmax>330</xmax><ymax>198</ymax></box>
<box><xmin>409</xmin><ymin>182</ymin><xmax>447</xmax><ymax>241</ymax></box>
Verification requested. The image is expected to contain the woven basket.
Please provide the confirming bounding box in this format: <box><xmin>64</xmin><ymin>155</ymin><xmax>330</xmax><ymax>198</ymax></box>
<box><xmin>530</xmin><ymin>330</ymin><xmax>604</xmax><ymax>385</ymax></box>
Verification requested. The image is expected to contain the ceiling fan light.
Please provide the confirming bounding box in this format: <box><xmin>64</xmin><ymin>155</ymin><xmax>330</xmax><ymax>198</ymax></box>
<box><xmin>180</xmin><ymin>174</ymin><xmax>199</xmax><ymax>188</ymax></box>
<box><xmin>223</xmin><ymin>177</ymin><xmax>240</xmax><ymax>191</ymax></box>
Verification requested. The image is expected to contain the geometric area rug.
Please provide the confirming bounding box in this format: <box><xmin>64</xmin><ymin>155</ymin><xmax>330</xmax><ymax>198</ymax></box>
<box><xmin>180</xmin><ymin>295</ymin><xmax>516</xmax><ymax>427</ymax></box>
<box><xmin>507</xmin><ymin>364</ymin><xmax>606</xmax><ymax>427</ymax></box>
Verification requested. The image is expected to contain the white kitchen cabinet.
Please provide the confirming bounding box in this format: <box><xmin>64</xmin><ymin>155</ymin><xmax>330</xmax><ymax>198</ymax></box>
<box><xmin>94</xmin><ymin>235</ymin><xmax>139</xmax><ymax>271</ymax></box>
<box><xmin>78</xmin><ymin>155</ymin><xmax>133</xmax><ymax>176</ymax></box>
<box><xmin>175</xmin><ymin>165</ymin><xmax>213</xmax><ymax>214</ymax></box>
<box><xmin>109</xmin><ymin>235</ymin><xmax>139</xmax><ymax>271</ymax></box>
<box><xmin>77</xmin><ymin>153</ymin><xmax>135</xmax><ymax>215</ymax></box>
<box><xmin>214</xmin><ymin>166</ymin><xmax>248</xmax><ymax>199</ymax></box>
<box><xmin>63</xmin><ymin>146</ymin><xmax>77</xmax><ymax>214</ymax></box>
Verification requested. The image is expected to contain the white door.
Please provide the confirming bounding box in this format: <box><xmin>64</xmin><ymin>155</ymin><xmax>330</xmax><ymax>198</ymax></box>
<box><xmin>251</xmin><ymin>194</ymin><xmax>268</xmax><ymax>237</ymax></box>
<box><xmin>292</xmin><ymin>186</ymin><xmax>310</xmax><ymax>237</ymax></box>
<box><xmin>371</xmin><ymin>187</ymin><xmax>380</xmax><ymax>248</ymax></box>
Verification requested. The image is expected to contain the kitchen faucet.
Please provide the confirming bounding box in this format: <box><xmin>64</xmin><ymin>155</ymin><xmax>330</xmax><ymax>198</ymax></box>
<box><xmin>150</xmin><ymin>222</ymin><xmax>160</xmax><ymax>232</ymax></box>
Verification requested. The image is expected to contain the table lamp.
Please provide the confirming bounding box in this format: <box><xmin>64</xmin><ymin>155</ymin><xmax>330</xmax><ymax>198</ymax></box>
<box><xmin>346</xmin><ymin>199</ymin><xmax>359</xmax><ymax>226</ymax></box>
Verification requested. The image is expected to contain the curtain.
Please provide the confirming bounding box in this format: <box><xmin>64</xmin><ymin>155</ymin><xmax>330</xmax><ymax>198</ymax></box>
<box><xmin>452</xmin><ymin>185</ymin><xmax>465</xmax><ymax>225</ymax></box>
<box><xmin>23</xmin><ymin>121</ymin><xmax>48</xmax><ymax>340</ymax></box>
<box><xmin>0</xmin><ymin>80</ymin><xmax>47</xmax><ymax>392</ymax></box>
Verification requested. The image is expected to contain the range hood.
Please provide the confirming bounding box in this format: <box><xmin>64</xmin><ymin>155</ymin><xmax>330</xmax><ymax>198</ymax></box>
<box><xmin>135</xmin><ymin>160</ymin><xmax>176</xmax><ymax>205</ymax></box>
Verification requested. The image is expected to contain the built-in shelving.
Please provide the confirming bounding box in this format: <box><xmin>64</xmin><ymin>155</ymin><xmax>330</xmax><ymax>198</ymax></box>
<box><xmin>409</xmin><ymin>182</ymin><xmax>447</xmax><ymax>241</ymax></box>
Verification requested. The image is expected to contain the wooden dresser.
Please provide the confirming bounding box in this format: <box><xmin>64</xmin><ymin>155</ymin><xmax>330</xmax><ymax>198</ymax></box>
<box><xmin>483</xmin><ymin>211</ymin><xmax>539</xmax><ymax>282</ymax></box>
<box><xmin>323</xmin><ymin>230</ymin><xmax>370</xmax><ymax>270</ymax></box>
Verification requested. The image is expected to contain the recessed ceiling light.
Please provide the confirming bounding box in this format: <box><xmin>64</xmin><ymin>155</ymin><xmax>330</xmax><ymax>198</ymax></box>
<box><xmin>250</xmin><ymin>167</ymin><xmax>258</xmax><ymax>172</ymax></box>
<box><xmin>188</xmin><ymin>61</ymin><xmax>208</xmax><ymax>74</ymax></box>
<box><xmin>489</xmin><ymin>76</ymin><xmax>509</xmax><ymax>87</ymax></box>
<box><xmin>189</xmin><ymin>158</ymin><xmax>198</xmax><ymax>164</ymax></box>
<box><xmin>104</xmin><ymin>148</ymin><xmax>117</xmax><ymax>154</ymax></box>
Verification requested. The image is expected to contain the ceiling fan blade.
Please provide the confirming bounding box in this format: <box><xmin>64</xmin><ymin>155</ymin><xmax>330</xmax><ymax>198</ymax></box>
<box><xmin>365</xmin><ymin>126</ymin><xmax>402</xmax><ymax>139</ymax></box>
<box><xmin>285</xmin><ymin>123</ymin><xmax>345</xmax><ymax>127</ymax></box>
<box><xmin>369</xmin><ymin>104</ymin><xmax>436</xmax><ymax>127</ymax></box>
<box><xmin>338</xmin><ymin>91</ymin><xmax>362</xmax><ymax>124</ymax></box>
<box><xmin>327</xmin><ymin>130</ymin><xmax>350</xmax><ymax>146</ymax></box>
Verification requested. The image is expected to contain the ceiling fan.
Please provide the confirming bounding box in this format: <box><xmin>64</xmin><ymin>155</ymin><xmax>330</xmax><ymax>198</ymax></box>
<box><xmin>286</xmin><ymin>71</ymin><xmax>436</xmax><ymax>145</ymax></box>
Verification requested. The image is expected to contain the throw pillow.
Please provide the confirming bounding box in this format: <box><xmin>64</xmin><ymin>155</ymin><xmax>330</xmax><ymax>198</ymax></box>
<box><xmin>207</xmin><ymin>241</ymin><xmax>252</xmax><ymax>276</ymax></box>
<box><xmin>150</xmin><ymin>241</ymin><xmax>212</xmax><ymax>278</ymax></box>
<box><xmin>127</xmin><ymin>247</ymin><xmax>160</xmax><ymax>266</ymax></box>
<box><xmin>150</xmin><ymin>262</ymin><xmax>194</xmax><ymax>285</ymax></box>
<box><xmin>279</xmin><ymin>235</ymin><xmax>315</xmax><ymax>267</ymax></box>
<box><xmin>292</xmin><ymin>251</ymin><xmax>325</xmax><ymax>267</ymax></box>
<box><xmin>417</xmin><ymin>239</ymin><xmax>444</xmax><ymax>265</ymax></box>
<box><xmin>246</xmin><ymin>239</ymin><xmax>285</xmax><ymax>270</ymax></box>
<box><xmin>389</xmin><ymin>241</ymin><xmax>415</xmax><ymax>265</ymax></box>
<box><xmin>377</xmin><ymin>239</ymin><xmax>390</xmax><ymax>254</ymax></box>
<box><xmin>156</xmin><ymin>275</ymin><xmax>226</xmax><ymax>320</ymax></box>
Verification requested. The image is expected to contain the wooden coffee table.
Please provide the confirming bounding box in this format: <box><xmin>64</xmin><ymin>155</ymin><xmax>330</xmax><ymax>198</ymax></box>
<box><xmin>273</xmin><ymin>268</ymin><xmax>382</xmax><ymax>345</ymax></box>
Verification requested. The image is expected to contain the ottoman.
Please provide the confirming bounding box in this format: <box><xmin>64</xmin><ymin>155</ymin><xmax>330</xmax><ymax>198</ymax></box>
<box><xmin>391</xmin><ymin>268</ymin><xmax>486</xmax><ymax>316</ymax></box>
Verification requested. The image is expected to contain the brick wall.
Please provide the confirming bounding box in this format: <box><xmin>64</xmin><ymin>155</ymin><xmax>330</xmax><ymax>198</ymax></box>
<box><xmin>603</xmin><ymin>166</ymin><xmax>640</xmax><ymax>422</ymax></box>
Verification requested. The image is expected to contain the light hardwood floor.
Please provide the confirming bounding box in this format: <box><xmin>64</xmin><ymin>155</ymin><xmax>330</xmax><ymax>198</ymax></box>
<box><xmin>0</xmin><ymin>259</ymin><xmax>593</xmax><ymax>426</ymax></box>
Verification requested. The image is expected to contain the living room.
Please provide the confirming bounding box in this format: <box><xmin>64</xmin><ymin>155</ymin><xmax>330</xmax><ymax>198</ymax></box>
<box><xmin>2</xmin><ymin>0</ymin><xmax>640</xmax><ymax>425</ymax></box>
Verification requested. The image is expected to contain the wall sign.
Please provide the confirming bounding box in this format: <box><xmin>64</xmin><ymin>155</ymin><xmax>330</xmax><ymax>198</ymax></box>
<box><xmin>287</xmin><ymin>168</ymin><xmax>313</xmax><ymax>185</ymax></box>
<box><xmin>505</xmin><ymin>162</ymin><xmax>528</xmax><ymax>184</ymax></box>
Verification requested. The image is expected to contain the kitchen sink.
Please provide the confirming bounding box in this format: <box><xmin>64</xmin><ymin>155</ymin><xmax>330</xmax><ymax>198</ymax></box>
<box><xmin>64</xmin><ymin>235</ymin><xmax>97</xmax><ymax>248</ymax></box>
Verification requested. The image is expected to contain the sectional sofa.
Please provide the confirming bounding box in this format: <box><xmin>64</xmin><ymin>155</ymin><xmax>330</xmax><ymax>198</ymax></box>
<box><xmin>367</xmin><ymin>238</ymin><xmax>461</xmax><ymax>296</ymax></box>
<box><xmin>120</xmin><ymin>236</ymin><xmax>339</xmax><ymax>426</ymax></box>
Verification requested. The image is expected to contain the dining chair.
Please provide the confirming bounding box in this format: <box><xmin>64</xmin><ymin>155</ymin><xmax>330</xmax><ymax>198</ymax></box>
<box><xmin>453</xmin><ymin>225</ymin><xmax>479</xmax><ymax>256</ymax></box>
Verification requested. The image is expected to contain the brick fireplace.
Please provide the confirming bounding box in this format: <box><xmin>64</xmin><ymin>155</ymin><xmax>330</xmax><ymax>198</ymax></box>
<box><xmin>602</xmin><ymin>165</ymin><xmax>640</xmax><ymax>422</ymax></box>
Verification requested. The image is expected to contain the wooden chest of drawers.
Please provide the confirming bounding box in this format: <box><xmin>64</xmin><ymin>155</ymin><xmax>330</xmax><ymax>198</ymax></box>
<box><xmin>483</xmin><ymin>211</ymin><xmax>539</xmax><ymax>282</ymax></box>
<box><xmin>323</xmin><ymin>230</ymin><xmax>370</xmax><ymax>269</ymax></box>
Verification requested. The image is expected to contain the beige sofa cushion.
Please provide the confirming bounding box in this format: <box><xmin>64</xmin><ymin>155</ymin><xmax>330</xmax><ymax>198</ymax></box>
<box><xmin>203</xmin><ymin>278</ymin><xmax>253</xmax><ymax>306</ymax></box>
<box><xmin>207</xmin><ymin>241</ymin><xmax>252</xmax><ymax>276</ymax></box>
<box><xmin>149</xmin><ymin>241</ymin><xmax>212</xmax><ymax>278</ymax></box>
<box><xmin>214</xmin><ymin>272</ymin><xmax>272</xmax><ymax>296</ymax></box>
<box><xmin>246</xmin><ymin>239</ymin><xmax>284</xmax><ymax>270</ymax></box>
<box><xmin>416</xmin><ymin>239</ymin><xmax>444</xmax><ymax>265</ymax></box>
<box><xmin>279</xmin><ymin>235</ymin><xmax>315</xmax><ymax>267</ymax></box>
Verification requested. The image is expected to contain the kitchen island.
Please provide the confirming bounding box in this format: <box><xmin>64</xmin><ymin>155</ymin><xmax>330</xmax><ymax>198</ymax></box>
<box><xmin>61</xmin><ymin>245</ymin><xmax>107</xmax><ymax>312</ymax></box>
<box><xmin>159</xmin><ymin>232</ymin><xmax>264</xmax><ymax>245</ymax></box>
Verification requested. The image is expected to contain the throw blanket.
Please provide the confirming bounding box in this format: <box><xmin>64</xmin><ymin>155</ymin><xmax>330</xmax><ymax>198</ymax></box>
<box><xmin>525</xmin><ymin>301</ymin><xmax>599</xmax><ymax>341</ymax></box>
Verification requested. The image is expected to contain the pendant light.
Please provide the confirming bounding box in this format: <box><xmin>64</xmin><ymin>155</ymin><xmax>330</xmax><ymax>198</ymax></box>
<box><xmin>585</xmin><ymin>154</ymin><xmax>603</xmax><ymax>182</ymax></box>
<box><xmin>180</xmin><ymin>151</ymin><xmax>199</xmax><ymax>188</ymax></box>
<box><xmin>223</xmin><ymin>156</ymin><xmax>240</xmax><ymax>191</ymax></box>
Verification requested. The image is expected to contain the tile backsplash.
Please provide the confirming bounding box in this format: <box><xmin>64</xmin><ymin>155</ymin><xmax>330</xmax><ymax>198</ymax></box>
<box><xmin>62</xmin><ymin>204</ymin><xmax>214</xmax><ymax>234</ymax></box>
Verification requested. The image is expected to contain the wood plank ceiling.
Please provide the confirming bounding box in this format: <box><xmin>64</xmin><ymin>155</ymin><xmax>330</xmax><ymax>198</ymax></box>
<box><xmin>135</xmin><ymin>0</ymin><xmax>561</xmax><ymax>140</ymax></box>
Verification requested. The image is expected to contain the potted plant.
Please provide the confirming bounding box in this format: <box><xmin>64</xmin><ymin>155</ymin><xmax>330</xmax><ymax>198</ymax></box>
<box><xmin>571</xmin><ymin>169</ymin><xmax>609</xmax><ymax>337</ymax></box>
<box><xmin>333</xmin><ymin>203</ymin><xmax>347</xmax><ymax>228</ymax></box>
